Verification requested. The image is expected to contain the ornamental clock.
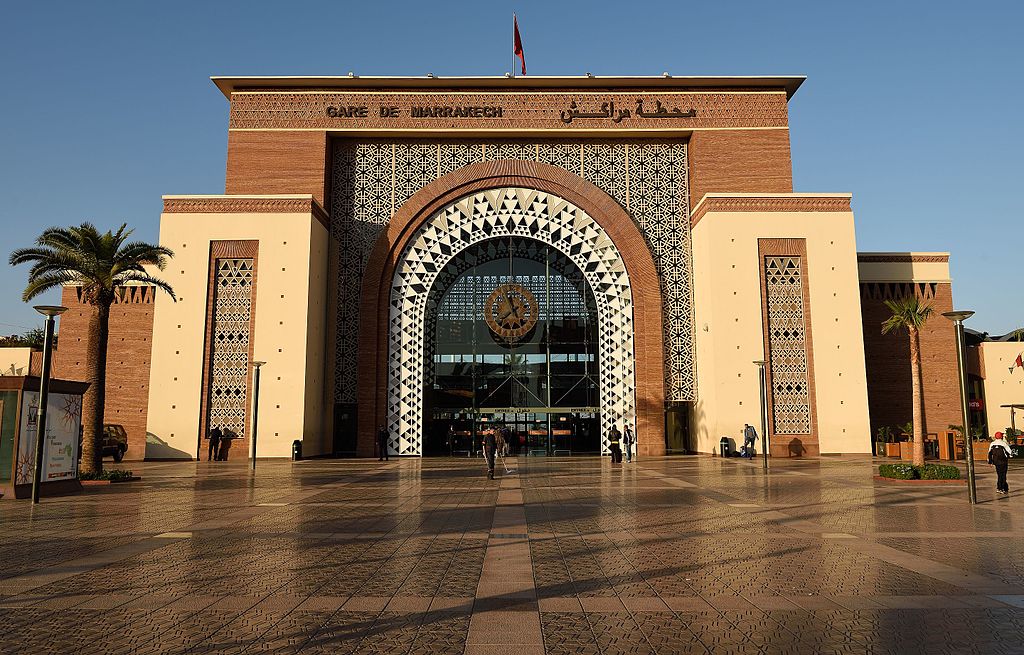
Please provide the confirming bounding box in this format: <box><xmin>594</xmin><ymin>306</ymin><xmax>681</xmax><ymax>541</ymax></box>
<box><xmin>484</xmin><ymin>283</ymin><xmax>539</xmax><ymax>341</ymax></box>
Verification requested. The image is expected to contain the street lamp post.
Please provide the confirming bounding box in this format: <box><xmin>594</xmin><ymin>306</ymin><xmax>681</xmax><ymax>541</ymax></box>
<box><xmin>942</xmin><ymin>310</ymin><xmax>976</xmax><ymax>504</ymax></box>
<box><xmin>31</xmin><ymin>305</ymin><xmax>68</xmax><ymax>504</ymax></box>
<box><xmin>250</xmin><ymin>361</ymin><xmax>266</xmax><ymax>471</ymax></box>
<box><xmin>754</xmin><ymin>360</ymin><xmax>769</xmax><ymax>471</ymax></box>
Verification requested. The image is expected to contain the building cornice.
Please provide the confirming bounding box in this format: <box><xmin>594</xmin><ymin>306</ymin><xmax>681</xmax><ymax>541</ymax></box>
<box><xmin>690</xmin><ymin>194</ymin><xmax>852</xmax><ymax>228</ymax></box>
<box><xmin>162</xmin><ymin>195</ymin><xmax>328</xmax><ymax>228</ymax></box>
<box><xmin>212</xmin><ymin>75</ymin><xmax>806</xmax><ymax>99</ymax></box>
<box><xmin>856</xmin><ymin>252</ymin><xmax>950</xmax><ymax>264</ymax></box>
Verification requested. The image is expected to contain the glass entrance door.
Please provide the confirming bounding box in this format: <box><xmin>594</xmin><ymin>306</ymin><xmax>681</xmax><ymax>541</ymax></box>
<box><xmin>425</xmin><ymin>236</ymin><xmax>602</xmax><ymax>456</ymax></box>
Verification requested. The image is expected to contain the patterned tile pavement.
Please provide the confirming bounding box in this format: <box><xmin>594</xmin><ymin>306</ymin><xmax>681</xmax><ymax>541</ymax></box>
<box><xmin>2</xmin><ymin>455</ymin><xmax>1023</xmax><ymax>654</ymax></box>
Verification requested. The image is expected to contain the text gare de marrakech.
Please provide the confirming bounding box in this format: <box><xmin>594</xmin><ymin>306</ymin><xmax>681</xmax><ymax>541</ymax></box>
<box><xmin>326</xmin><ymin>105</ymin><xmax>504</xmax><ymax>118</ymax></box>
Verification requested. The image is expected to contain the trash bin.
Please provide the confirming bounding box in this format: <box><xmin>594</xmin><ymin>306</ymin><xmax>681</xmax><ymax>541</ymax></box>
<box><xmin>291</xmin><ymin>440</ymin><xmax>302</xmax><ymax>461</ymax></box>
<box><xmin>719</xmin><ymin>436</ymin><xmax>731</xmax><ymax>458</ymax></box>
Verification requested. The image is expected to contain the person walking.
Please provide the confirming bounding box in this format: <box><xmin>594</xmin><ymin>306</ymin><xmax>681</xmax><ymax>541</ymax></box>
<box><xmin>608</xmin><ymin>425</ymin><xmax>623</xmax><ymax>464</ymax></box>
<box><xmin>484</xmin><ymin>429</ymin><xmax>497</xmax><ymax>480</ymax></box>
<box><xmin>377</xmin><ymin>424</ymin><xmax>390</xmax><ymax>462</ymax></box>
<box><xmin>989</xmin><ymin>431</ymin><xmax>1012</xmax><ymax>495</ymax></box>
<box><xmin>208</xmin><ymin>425</ymin><xmax>222</xmax><ymax>462</ymax></box>
<box><xmin>622</xmin><ymin>425</ymin><xmax>635</xmax><ymax>463</ymax></box>
<box><xmin>743</xmin><ymin>423</ymin><xmax>758</xmax><ymax>458</ymax></box>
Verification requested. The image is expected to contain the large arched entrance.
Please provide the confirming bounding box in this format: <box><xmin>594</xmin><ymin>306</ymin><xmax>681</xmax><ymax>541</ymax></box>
<box><xmin>423</xmin><ymin>235</ymin><xmax>602</xmax><ymax>456</ymax></box>
<box><xmin>386</xmin><ymin>188</ymin><xmax>635</xmax><ymax>456</ymax></box>
<box><xmin>355</xmin><ymin>161</ymin><xmax>666</xmax><ymax>459</ymax></box>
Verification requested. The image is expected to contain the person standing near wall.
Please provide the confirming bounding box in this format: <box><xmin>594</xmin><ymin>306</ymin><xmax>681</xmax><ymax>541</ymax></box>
<box><xmin>743</xmin><ymin>423</ymin><xmax>758</xmax><ymax>458</ymax></box>
<box><xmin>377</xmin><ymin>425</ymin><xmax>390</xmax><ymax>462</ymax></box>
<box><xmin>622</xmin><ymin>425</ymin><xmax>635</xmax><ymax>463</ymax></box>
<box><xmin>484</xmin><ymin>428</ymin><xmax>497</xmax><ymax>480</ymax></box>
<box><xmin>989</xmin><ymin>431</ymin><xmax>1012</xmax><ymax>495</ymax></box>
<box><xmin>208</xmin><ymin>425</ymin><xmax>222</xmax><ymax>462</ymax></box>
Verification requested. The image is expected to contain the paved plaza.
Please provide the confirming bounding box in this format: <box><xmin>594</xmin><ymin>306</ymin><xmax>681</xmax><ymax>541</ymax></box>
<box><xmin>2</xmin><ymin>455</ymin><xmax>1024</xmax><ymax>654</ymax></box>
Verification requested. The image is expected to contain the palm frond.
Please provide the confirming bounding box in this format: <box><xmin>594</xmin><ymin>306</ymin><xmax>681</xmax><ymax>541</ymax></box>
<box><xmin>115</xmin><ymin>271</ymin><xmax>177</xmax><ymax>301</ymax></box>
<box><xmin>881</xmin><ymin>295</ymin><xmax>934</xmax><ymax>334</ymax></box>
<box><xmin>22</xmin><ymin>271</ymin><xmax>81</xmax><ymax>301</ymax></box>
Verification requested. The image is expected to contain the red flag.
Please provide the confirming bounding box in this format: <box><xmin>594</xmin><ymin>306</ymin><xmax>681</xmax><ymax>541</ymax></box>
<box><xmin>1012</xmin><ymin>352</ymin><xmax>1023</xmax><ymax>374</ymax></box>
<box><xmin>513</xmin><ymin>15</ymin><xmax>526</xmax><ymax>75</ymax></box>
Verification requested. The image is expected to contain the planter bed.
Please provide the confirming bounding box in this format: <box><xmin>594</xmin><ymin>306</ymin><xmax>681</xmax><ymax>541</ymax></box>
<box><xmin>80</xmin><ymin>476</ymin><xmax>142</xmax><ymax>486</ymax></box>
<box><xmin>873</xmin><ymin>475</ymin><xmax>965</xmax><ymax>485</ymax></box>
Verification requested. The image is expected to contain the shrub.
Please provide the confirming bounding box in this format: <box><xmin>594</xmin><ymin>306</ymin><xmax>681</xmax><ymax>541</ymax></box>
<box><xmin>919</xmin><ymin>464</ymin><xmax>961</xmax><ymax>480</ymax></box>
<box><xmin>879</xmin><ymin>463</ymin><xmax>918</xmax><ymax>480</ymax></box>
<box><xmin>79</xmin><ymin>469</ymin><xmax>134</xmax><ymax>481</ymax></box>
<box><xmin>878</xmin><ymin>463</ymin><xmax>961</xmax><ymax>480</ymax></box>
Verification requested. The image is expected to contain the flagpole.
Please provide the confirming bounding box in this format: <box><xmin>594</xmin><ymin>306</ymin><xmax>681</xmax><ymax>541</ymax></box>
<box><xmin>511</xmin><ymin>13</ymin><xmax>515</xmax><ymax>78</ymax></box>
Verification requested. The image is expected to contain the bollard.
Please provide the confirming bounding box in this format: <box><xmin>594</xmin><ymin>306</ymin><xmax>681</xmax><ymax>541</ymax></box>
<box><xmin>719</xmin><ymin>436</ymin><xmax>731</xmax><ymax>458</ymax></box>
<box><xmin>291</xmin><ymin>440</ymin><xmax>302</xmax><ymax>461</ymax></box>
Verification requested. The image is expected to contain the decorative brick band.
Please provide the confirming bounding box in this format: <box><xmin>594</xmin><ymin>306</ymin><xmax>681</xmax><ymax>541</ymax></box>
<box><xmin>856</xmin><ymin>253</ymin><xmax>949</xmax><ymax>264</ymax></box>
<box><xmin>690</xmin><ymin>196</ymin><xmax>851</xmax><ymax>227</ymax></box>
<box><xmin>163</xmin><ymin>197</ymin><xmax>328</xmax><ymax>228</ymax></box>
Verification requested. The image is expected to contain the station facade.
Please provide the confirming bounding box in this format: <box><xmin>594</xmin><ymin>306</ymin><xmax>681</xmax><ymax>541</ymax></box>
<box><xmin>54</xmin><ymin>75</ymin><xmax>970</xmax><ymax>460</ymax></box>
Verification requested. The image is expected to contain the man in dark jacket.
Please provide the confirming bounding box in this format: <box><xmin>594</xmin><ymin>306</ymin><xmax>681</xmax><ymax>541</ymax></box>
<box><xmin>608</xmin><ymin>426</ymin><xmax>623</xmax><ymax>463</ymax></box>
<box><xmin>989</xmin><ymin>432</ymin><xmax>1012</xmax><ymax>495</ymax></box>
<box><xmin>208</xmin><ymin>426</ymin><xmax>222</xmax><ymax>462</ymax></box>
<box><xmin>378</xmin><ymin>425</ymin><xmax>390</xmax><ymax>461</ymax></box>
<box><xmin>484</xmin><ymin>429</ymin><xmax>497</xmax><ymax>480</ymax></box>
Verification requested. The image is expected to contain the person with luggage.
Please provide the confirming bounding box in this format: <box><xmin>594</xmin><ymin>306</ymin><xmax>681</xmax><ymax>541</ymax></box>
<box><xmin>989</xmin><ymin>431</ymin><xmax>1012</xmax><ymax>495</ymax></box>
<box><xmin>622</xmin><ymin>425</ymin><xmax>635</xmax><ymax>463</ymax></box>
<box><xmin>742</xmin><ymin>423</ymin><xmax>758</xmax><ymax>458</ymax></box>
<box><xmin>484</xmin><ymin>428</ymin><xmax>497</xmax><ymax>479</ymax></box>
<box><xmin>608</xmin><ymin>425</ymin><xmax>623</xmax><ymax>464</ymax></box>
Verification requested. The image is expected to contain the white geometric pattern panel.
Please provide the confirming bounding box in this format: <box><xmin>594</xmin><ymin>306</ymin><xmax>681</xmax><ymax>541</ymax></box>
<box><xmin>764</xmin><ymin>256</ymin><xmax>812</xmax><ymax>435</ymax></box>
<box><xmin>330</xmin><ymin>140</ymin><xmax>694</xmax><ymax>410</ymax></box>
<box><xmin>387</xmin><ymin>188</ymin><xmax>636</xmax><ymax>456</ymax></box>
<box><xmin>206</xmin><ymin>258</ymin><xmax>254</xmax><ymax>438</ymax></box>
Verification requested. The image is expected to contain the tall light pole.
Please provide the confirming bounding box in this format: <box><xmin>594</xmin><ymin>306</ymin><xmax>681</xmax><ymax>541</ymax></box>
<box><xmin>754</xmin><ymin>360</ymin><xmax>769</xmax><ymax>471</ymax></box>
<box><xmin>31</xmin><ymin>305</ymin><xmax>68</xmax><ymax>504</ymax></box>
<box><xmin>942</xmin><ymin>310</ymin><xmax>976</xmax><ymax>504</ymax></box>
<box><xmin>250</xmin><ymin>361</ymin><xmax>266</xmax><ymax>471</ymax></box>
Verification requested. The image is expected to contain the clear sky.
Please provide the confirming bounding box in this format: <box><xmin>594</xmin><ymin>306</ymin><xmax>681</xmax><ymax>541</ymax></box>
<box><xmin>1</xmin><ymin>0</ymin><xmax>1021</xmax><ymax>336</ymax></box>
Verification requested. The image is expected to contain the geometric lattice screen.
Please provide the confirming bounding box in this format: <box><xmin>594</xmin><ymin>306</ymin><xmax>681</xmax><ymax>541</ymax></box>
<box><xmin>763</xmin><ymin>256</ymin><xmax>812</xmax><ymax>435</ymax></box>
<box><xmin>330</xmin><ymin>140</ymin><xmax>693</xmax><ymax>409</ymax></box>
<box><xmin>206</xmin><ymin>258</ymin><xmax>254</xmax><ymax>438</ymax></box>
<box><xmin>386</xmin><ymin>187</ymin><xmax>635</xmax><ymax>456</ymax></box>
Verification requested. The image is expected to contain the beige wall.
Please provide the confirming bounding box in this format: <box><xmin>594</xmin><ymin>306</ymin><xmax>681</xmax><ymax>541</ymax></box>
<box><xmin>981</xmin><ymin>342</ymin><xmax>1024</xmax><ymax>434</ymax></box>
<box><xmin>857</xmin><ymin>255</ymin><xmax>951</xmax><ymax>283</ymax></box>
<box><xmin>0</xmin><ymin>348</ymin><xmax>33</xmax><ymax>376</ymax></box>
<box><xmin>691</xmin><ymin>195</ymin><xmax>872</xmax><ymax>454</ymax></box>
<box><xmin>146</xmin><ymin>196</ymin><xmax>328</xmax><ymax>459</ymax></box>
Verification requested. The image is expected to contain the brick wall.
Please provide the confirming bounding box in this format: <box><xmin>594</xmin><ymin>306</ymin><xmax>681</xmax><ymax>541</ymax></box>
<box><xmin>860</xmin><ymin>282</ymin><xmax>962</xmax><ymax>438</ymax></box>
<box><xmin>55</xmin><ymin>286</ymin><xmax>156</xmax><ymax>461</ymax></box>
<box><xmin>226</xmin><ymin>131</ymin><xmax>330</xmax><ymax>207</ymax></box>
<box><xmin>687</xmin><ymin>129</ymin><xmax>793</xmax><ymax>208</ymax></box>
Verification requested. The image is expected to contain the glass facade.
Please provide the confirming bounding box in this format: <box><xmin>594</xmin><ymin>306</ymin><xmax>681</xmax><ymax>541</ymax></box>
<box><xmin>423</xmin><ymin>237</ymin><xmax>601</xmax><ymax>455</ymax></box>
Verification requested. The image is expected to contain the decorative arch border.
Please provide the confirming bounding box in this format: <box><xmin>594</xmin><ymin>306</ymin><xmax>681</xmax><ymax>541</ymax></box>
<box><xmin>389</xmin><ymin>188</ymin><xmax>632</xmax><ymax>455</ymax></box>
<box><xmin>356</xmin><ymin>161</ymin><xmax>666</xmax><ymax>457</ymax></box>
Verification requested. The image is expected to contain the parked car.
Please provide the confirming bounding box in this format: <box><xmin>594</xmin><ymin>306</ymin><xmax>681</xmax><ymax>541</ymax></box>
<box><xmin>102</xmin><ymin>424</ymin><xmax>128</xmax><ymax>462</ymax></box>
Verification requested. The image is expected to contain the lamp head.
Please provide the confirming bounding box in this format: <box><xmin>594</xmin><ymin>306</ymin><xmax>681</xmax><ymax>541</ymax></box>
<box><xmin>942</xmin><ymin>310</ymin><xmax>975</xmax><ymax>323</ymax></box>
<box><xmin>752</xmin><ymin>360</ymin><xmax>766</xmax><ymax>367</ymax></box>
<box><xmin>251</xmin><ymin>360</ymin><xmax>267</xmax><ymax>368</ymax></box>
<box><xmin>33</xmin><ymin>305</ymin><xmax>68</xmax><ymax>318</ymax></box>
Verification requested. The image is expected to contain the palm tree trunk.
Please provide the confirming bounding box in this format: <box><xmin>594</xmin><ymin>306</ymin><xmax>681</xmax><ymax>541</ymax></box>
<box><xmin>909</xmin><ymin>325</ymin><xmax>926</xmax><ymax>467</ymax></box>
<box><xmin>80</xmin><ymin>302</ymin><xmax>110</xmax><ymax>475</ymax></box>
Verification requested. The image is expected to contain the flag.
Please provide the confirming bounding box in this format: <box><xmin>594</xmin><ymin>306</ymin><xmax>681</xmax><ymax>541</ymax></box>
<box><xmin>513</xmin><ymin>14</ymin><xmax>526</xmax><ymax>75</ymax></box>
<box><xmin>1011</xmin><ymin>352</ymin><xmax>1023</xmax><ymax>374</ymax></box>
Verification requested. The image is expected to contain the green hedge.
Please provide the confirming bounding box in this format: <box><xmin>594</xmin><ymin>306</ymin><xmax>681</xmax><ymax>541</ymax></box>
<box><xmin>79</xmin><ymin>469</ymin><xmax>134</xmax><ymax>481</ymax></box>
<box><xmin>878</xmin><ymin>463</ymin><xmax>960</xmax><ymax>480</ymax></box>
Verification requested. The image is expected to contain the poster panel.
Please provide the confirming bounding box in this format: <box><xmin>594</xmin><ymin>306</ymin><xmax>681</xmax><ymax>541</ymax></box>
<box><xmin>15</xmin><ymin>391</ymin><xmax>82</xmax><ymax>484</ymax></box>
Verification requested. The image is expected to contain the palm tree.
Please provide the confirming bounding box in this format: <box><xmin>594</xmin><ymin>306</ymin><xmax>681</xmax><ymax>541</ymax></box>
<box><xmin>9</xmin><ymin>223</ymin><xmax>174</xmax><ymax>475</ymax></box>
<box><xmin>881</xmin><ymin>294</ymin><xmax>934</xmax><ymax>466</ymax></box>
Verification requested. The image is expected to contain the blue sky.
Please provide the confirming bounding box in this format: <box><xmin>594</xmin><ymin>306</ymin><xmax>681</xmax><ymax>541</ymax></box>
<box><xmin>1</xmin><ymin>0</ymin><xmax>1021</xmax><ymax>335</ymax></box>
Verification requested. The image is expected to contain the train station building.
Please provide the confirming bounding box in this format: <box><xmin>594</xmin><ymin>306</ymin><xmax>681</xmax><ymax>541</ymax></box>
<box><xmin>52</xmin><ymin>74</ymin><xmax>980</xmax><ymax>460</ymax></box>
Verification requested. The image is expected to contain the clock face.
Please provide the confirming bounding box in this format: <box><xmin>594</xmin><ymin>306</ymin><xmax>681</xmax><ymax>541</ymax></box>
<box><xmin>484</xmin><ymin>283</ymin><xmax>539</xmax><ymax>341</ymax></box>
